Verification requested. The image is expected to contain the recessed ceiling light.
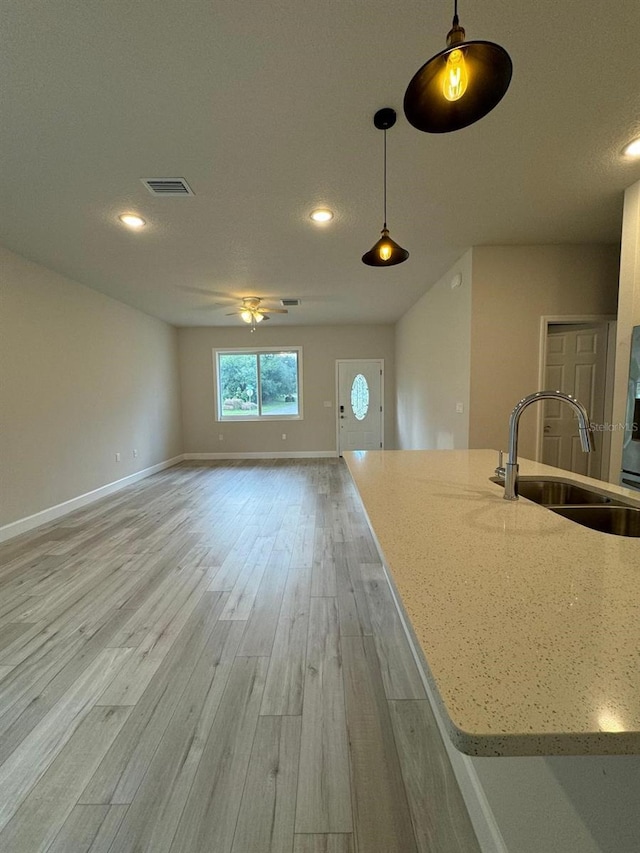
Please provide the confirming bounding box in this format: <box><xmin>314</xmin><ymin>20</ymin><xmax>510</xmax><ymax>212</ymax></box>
<box><xmin>310</xmin><ymin>208</ymin><xmax>334</xmax><ymax>223</ymax></box>
<box><xmin>118</xmin><ymin>213</ymin><xmax>146</xmax><ymax>229</ymax></box>
<box><xmin>623</xmin><ymin>137</ymin><xmax>640</xmax><ymax>159</ymax></box>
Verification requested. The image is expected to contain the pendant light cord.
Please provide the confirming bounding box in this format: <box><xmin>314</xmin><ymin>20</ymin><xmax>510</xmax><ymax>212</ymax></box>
<box><xmin>383</xmin><ymin>127</ymin><xmax>387</xmax><ymax>229</ymax></box>
<box><xmin>453</xmin><ymin>0</ymin><xmax>459</xmax><ymax>26</ymax></box>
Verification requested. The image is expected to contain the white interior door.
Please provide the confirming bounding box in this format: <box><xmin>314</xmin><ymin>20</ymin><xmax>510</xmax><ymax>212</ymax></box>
<box><xmin>542</xmin><ymin>323</ymin><xmax>607</xmax><ymax>477</ymax></box>
<box><xmin>337</xmin><ymin>360</ymin><xmax>383</xmax><ymax>455</ymax></box>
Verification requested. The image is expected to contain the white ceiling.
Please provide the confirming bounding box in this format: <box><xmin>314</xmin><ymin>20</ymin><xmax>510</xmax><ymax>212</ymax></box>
<box><xmin>1</xmin><ymin>0</ymin><xmax>639</xmax><ymax>327</ymax></box>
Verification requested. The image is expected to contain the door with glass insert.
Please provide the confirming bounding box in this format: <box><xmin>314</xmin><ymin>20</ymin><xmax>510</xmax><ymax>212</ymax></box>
<box><xmin>336</xmin><ymin>360</ymin><xmax>383</xmax><ymax>455</ymax></box>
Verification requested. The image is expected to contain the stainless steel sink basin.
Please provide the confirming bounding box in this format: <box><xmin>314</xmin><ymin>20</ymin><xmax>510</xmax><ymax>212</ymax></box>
<box><xmin>551</xmin><ymin>505</ymin><xmax>640</xmax><ymax>537</ymax></box>
<box><xmin>490</xmin><ymin>476</ymin><xmax>640</xmax><ymax>536</ymax></box>
<box><xmin>489</xmin><ymin>476</ymin><xmax>625</xmax><ymax>506</ymax></box>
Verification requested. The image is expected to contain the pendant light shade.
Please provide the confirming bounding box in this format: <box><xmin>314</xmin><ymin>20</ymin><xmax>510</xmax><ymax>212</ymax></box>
<box><xmin>404</xmin><ymin>2</ymin><xmax>512</xmax><ymax>134</ymax></box>
<box><xmin>362</xmin><ymin>228</ymin><xmax>409</xmax><ymax>266</ymax></box>
<box><xmin>362</xmin><ymin>108</ymin><xmax>409</xmax><ymax>267</ymax></box>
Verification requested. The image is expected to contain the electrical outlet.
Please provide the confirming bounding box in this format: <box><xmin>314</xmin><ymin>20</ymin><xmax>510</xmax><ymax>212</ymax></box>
<box><xmin>456</xmin><ymin>402</ymin><xmax>464</xmax><ymax>413</ymax></box>
<box><xmin>282</xmin><ymin>433</ymin><xmax>287</xmax><ymax>440</ymax></box>
<box><xmin>115</xmin><ymin>452</ymin><xmax>121</xmax><ymax>462</ymax></box>
<box><xmin>218</xmin><ymin>434</ymin><xmax>224</xmax><ymax>441</ymax></box>
<box><xmin>323</xmin><ymin>400</ymin><xmax>332</xmax><ymax>408</ymax></box>
<box><xmin>132</xmin><ymin>449</ymin><xmax>138</xmax><ymax>458</ymax></box>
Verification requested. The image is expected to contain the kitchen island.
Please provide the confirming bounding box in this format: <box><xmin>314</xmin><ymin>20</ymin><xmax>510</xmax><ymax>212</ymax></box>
<box><xmin>343</xmin><ymin>449</ymin><xmax>640</xmax><ymax>758</ymax></box>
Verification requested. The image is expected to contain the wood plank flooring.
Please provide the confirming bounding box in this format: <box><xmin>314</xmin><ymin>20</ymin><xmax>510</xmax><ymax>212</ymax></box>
<box><xmin>0</xmin><ymin>459</ymin><xmax>480</xmax><ymax>853</ymax></box>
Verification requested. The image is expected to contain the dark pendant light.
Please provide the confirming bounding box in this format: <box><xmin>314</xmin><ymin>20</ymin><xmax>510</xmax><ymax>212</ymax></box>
<box><xmin>362</xmin><ymin>108</ymin><xmax>409</xmax><ymax>267</ymax></box>
<box><xmin>404</xmin><ymin>0</ymin><xmax>512</xmax><ymax>134</ymax></box>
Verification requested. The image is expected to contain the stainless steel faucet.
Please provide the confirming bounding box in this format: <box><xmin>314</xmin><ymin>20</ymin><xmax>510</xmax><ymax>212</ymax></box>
<box><xmin>497</xmin><ymin>391</ymin><xmax>594</xmax><ymax>500</ymax></box>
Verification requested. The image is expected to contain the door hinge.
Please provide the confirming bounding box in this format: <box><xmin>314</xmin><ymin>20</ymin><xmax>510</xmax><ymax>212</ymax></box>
<box><xmin>380</xmin><ymin>441</ymin><xmax>382</xmax><ymax>448</ymax></box>
<box><xmin>380</xmin><ymin>405</ymin><xmax>382</xmax><ymax>412</ymax></box>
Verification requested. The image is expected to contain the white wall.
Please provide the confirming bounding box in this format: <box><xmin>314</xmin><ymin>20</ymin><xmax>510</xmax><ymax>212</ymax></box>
<box><xmin>178</xmin><ymin>324</ymin><xmax>395</xmax><ymax>454</ymax></box>
<box><xmin>394</xmin><ymin>245</ymin><xmax>618</xmax><ymax>457</ymax></box>
<box><xmin>395</xmin><ymin>251</ymin><xmax>472</xmax><ymax>450</ymax></box>
<box><xmin>0</xmin><ymin>247</ymin><xmax>183</xmax><ymax>529</ymax></box>
<box><xmin>470</xmin><ymin>245</ymin><xmax>619</xmax><ymax>460</ymax></box>
<box><xmin>610</xmin><ymin>179</ymin><xmax>640</xmax><ymax>480</ymax></box>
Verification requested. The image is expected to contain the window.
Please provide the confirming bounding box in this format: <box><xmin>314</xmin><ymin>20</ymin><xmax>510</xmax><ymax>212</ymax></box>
<box><xmin>214</xmin><ymin>347</ymin><xmax>302</xmax><ymax>421</ymax></box>
<box><xmin>350</xmin><ymin>373</ymin><xmax>369</xmax><ymax>421</ymax></box>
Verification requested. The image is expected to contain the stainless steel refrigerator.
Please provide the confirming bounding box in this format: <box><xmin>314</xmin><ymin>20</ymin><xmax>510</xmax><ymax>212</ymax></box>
<box><xmin>621</xmin><ymin>325</ymin><xmax>640</xmax><ymax>490</ymax></box>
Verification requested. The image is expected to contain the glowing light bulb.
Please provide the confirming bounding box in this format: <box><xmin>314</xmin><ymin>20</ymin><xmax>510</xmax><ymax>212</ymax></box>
<box><xmin>443</xmin><ymin>48</ymin><xmax>468</xmax><ymax>101</ymax></box>
<box><xmin>310</xmin><ymin>208</ymin><xmax>334</xmax><ymax>223</ymax></box>
<box><xmin>254</xmin><ymin>312</ymin><xmax>265</xmax><ymax>322</ymax></box>
<box><xmin>623</xmin><ymin>138</ymin><xmax>640</xmax><ymax>159</ymax></box>
<box><xmin>379</xmin><ymin>243</ymin><xmax>392</xmax><ymax>261</ymax></box>
<box><xmin>240</xmin><ymin>310</ymin><xmax>253</xmax><ymax>323</ymax></box>
<box><xmin>118</xmin><ymin>213</ymin><xmax>146</xmax><ymax>229</ymax></box>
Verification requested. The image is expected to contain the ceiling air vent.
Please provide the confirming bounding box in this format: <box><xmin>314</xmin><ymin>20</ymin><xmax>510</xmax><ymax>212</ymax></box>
<box><xmin>281</xmin><ymin>299</ymin><xmax>300</xmax><ymax>307</ymax></box>
<box><xmin>140</xmin><ymin>177</ymin><xmax>194</xmax><ymax>196</ymax></box>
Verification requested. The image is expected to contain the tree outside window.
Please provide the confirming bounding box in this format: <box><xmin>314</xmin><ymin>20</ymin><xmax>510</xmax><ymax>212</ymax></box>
<box><xmin>215</xmin><ymin>349</ymin><xmax>302</xmax><ymax>420</ymax></box>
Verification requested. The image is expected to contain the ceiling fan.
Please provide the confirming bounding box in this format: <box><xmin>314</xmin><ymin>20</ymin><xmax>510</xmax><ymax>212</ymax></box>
<box><xmin>227</xmin><ymin>297</ymin><xmax>288</xmax><ymax>331</ymax></box>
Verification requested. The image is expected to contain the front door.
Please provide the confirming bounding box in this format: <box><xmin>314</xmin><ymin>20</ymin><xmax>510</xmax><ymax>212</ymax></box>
<box><xmin>336</xmin><ymin>360</ymin><xmax>383</xmax><ymax>455</ymax></box>
<box><xmin>542</xmin><ymin>323</ymin><xmax>608</xmax><ymax>477</ymax></box>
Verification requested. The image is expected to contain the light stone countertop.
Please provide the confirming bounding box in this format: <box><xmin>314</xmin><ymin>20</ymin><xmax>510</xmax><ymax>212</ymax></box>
<box><xmin>343</xmin><ymin>449</ymin><xmax>640</xmax><ymax>757</ymax></box>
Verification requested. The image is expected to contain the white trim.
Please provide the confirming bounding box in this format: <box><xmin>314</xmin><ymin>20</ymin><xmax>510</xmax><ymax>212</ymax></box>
<box><xmin>0</xmin><ymin>455</ymin><xmax>184</xmax><ymax>544</ymax></box>
<box><xmin>602</xmin><ymin>320</ymin><xmax>618</xmax><ymax>482</ymax></box>
<box><xmin>536</xmin><ymin>315</ymin><xmax>617</xmax><ymax>468</ymax></box>
<box><xmin>183</xmin><ymin>451</ymin><xmax>337</xmax><ymax>460</ymax></box>
<box><xmin>335</xmin><ymin>359</ymin><xmax>385</xmax><ymax>455</ymax></box>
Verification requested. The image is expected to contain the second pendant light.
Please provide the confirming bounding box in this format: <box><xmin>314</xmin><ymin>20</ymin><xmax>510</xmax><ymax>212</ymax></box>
<box><xmin>362</xmin><ymin>108</ymin><xmax>409</xmax><ymax>267</ymax></box>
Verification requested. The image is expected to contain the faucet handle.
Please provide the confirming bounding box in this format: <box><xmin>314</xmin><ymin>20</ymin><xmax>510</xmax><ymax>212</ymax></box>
<box><xmin>495</xmin><ymin>450</ymin><xmax>505</xmax><ymax>479</ymax></box>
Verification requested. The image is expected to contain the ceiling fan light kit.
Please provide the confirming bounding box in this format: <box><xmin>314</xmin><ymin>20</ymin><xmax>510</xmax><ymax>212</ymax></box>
<box><xmin>229</xmin><ymin>297</ymin><xmax>287</xmax><ymax>331</ymax></box>
<box><xmin>403</xmin><ymin>0</ymin><xmax>512</xmax><ymax>133</ymax></box>
<box><xmin>362</xmin><ymin>108</ymin><xmax>409</xmax><ymax>267</ymax></box>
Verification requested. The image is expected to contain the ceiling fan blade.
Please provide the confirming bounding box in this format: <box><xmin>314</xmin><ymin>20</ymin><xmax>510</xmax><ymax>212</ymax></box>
<box><xmin>177</xmin><ymin>285</ymin><xmax>237</xmax><ymax>302</ymax></box>
<box><xmin>258</xmin><ymin>307</ymin><xmax>288</xmax><ymax>314</ymax></box>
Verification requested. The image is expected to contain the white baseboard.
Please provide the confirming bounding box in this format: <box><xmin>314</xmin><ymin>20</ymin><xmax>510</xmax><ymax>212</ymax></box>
<box><xmin>183</xmin><ymin>450</ymin><xmax>338</xmax><ymax>460</ymax></box>
<box><xmin>0</xmin><ymin>455</ymin><xmax>184</xmax><ymax>544</ymax></box>
<box><xmin>1</xmin><ymin>452</ymin><xmax>338</xmax><ymax>544</ymax></box>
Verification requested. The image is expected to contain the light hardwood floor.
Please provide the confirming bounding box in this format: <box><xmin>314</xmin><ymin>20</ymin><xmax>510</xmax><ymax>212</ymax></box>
<box><xmin>0</xmin><ymin>460</ymin><xmax>481</xmax><ymax>853</ymax></box>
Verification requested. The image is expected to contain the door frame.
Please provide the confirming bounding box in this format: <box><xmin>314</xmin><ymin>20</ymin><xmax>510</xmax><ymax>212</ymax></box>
<box><xmin>335</xmin><ymin>359</ymin><xmax>384</xmax><ymax>456</ymax></box>
<box><xmin>536</xmin><ymin>315</ymin><xmax>617</xmax><ymax>479</ymax></box>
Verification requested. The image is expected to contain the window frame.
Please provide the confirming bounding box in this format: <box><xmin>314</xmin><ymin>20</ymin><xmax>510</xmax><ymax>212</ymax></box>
<box><xmin>213</xmin><ymin>346</ymin><xmax>304</xmax><ymax>422</ymax></box>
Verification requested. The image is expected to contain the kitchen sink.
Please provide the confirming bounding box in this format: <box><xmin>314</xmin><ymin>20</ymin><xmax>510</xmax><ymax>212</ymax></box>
<box><xmin>489</xmin><ymin>476</ymin><xmax>626</xmax><ymax>506</ymax></box>
<box><xmin>490</xmin><ymin>476</ymin><xmax>640</xmax><ymax>536</ymax></box>
<box><xmin>551</xmin><ymin>505</ymin><xmax>640</xmax><ymax>537</ymax></box>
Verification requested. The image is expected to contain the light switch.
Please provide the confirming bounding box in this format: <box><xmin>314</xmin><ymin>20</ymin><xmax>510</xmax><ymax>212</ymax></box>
<box><xmin>324</xmin><ymin>401</ymin><xmax>332</xmax><ymax>407</ymax></box>
<box><xmin>456</xmin><ymin>402</ymin><xmax>464</xmax><ymax>413</ymax></box>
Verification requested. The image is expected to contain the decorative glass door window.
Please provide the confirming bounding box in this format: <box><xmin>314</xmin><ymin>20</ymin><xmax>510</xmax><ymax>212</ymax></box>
<box><xmin>350</xmin><ymin>373</ymin><xmax>369</xmax><ymax>420</ymax></box>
